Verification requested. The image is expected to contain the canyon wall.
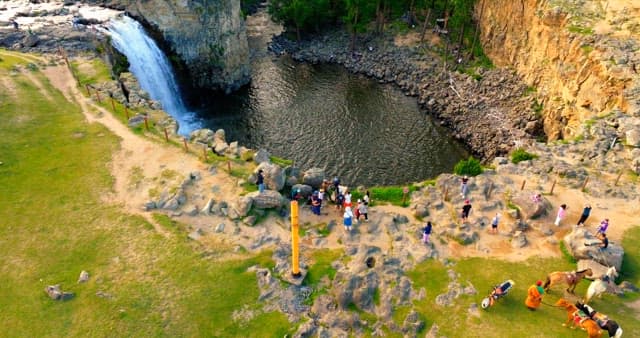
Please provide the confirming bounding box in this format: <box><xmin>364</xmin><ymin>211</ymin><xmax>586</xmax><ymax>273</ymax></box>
<box><xmin>476</xmin><ymin>0</ymin><xmax>640</xmax><ymax>140</ymax></box>
<box><xmin>90</xmin><ymin>0</ymin><xmax>250</xmax><ymax>93</ymax></box>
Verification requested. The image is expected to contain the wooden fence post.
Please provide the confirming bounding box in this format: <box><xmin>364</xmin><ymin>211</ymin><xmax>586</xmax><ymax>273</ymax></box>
<box><xmin>203</xmin><ymin>144</ymin><xmax>208</xmax><ymax>161</ymax></box>
<box><xmin>183</xmin><ymin>138</ymin><xmax>189</xmax><ymax>152</ymax></box>
<box><xmin>520</xmin><ymin>180</ymin><xmax>526</xmax><ymax>191</ymax></box>
<box><xmin>85</xmin><ymin>84</ymin><xmax>91</xmax><ymax>96</ymax></box>
<box><xmin>443</xmin><ymin>186</ymin><xmax>449</xmax><ymax>202</ymax></box>
<box><xmin>486</xmin><ymin>182</ymin><xmax>493</xmax><ymax>200</ymax></box>
<box><xmin>124</xmin><ymin>105</ymin><xmax>129</xmax><ymax>120</ymax></box>
<box><xmin>614</xmin><ymin>171</ymin><xmax>623</xmax><ymax>186</ymax></box>
<box><xmin>581</xmin><ymin>177</ymin><xmax>589</xmax><ymax>191</ymax></box>
<box><xmin>227</xmin><ymin>161</ymin><xmax>231</xmax><ymax>174</ymax></box>
<box><xmin>163</xmin><ymin>128</ymin><xmax>169</xmax><ymax>142</ymax></box>
<box><xmin>94</xmin><ymin>88</ymin><xmax>101</xmax><ymax>103</ymax></box>
<box><xmin>549</xmin><ymin>179</ymin><xmax>557</xmax><ymax>195</ymax></box>
<box><xmin>110</xmin><ymin>97</ymin><xmax>116</xmax><ymax>112</ymax></box>
<box><xmin>143</xmin><ymin>116</ymin><xmax>149</xmax><ymax>131</ymax></box>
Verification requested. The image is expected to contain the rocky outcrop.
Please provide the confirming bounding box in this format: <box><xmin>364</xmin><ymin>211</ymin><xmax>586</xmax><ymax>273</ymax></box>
<box><xmin>477</xmin><ymin>0</ymin><xmax>640</xmax><ymax>140</ymax></box>
<box><xmin>87</xmin><ymin>0</ymin><xmax>250</xmax><ymax>92</ymax></box>
<box><xmin>563</xmin><ymin>228</ymin><xmax>624</xmax><ymax>271</ymax></box>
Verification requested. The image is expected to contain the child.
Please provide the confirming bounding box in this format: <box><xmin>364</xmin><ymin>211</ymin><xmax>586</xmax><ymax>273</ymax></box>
<box><xmin>491</xmin><ymin>213</ymin><xmax>500</xmax><ymax>234</ymax></box>
<box><xmin>422</xmin><ymin>221</ymin><xmax>433</xmax><ymax>244</ymax></box>
<box><xmin>343</xmin><ymin>206</ymin><xmax>354</xmax><ymax>231</ymax></box>
<box><xmin>596</xmin><ymin>218</ymin><xmax>609</xmax><ymax>235</ymax></box>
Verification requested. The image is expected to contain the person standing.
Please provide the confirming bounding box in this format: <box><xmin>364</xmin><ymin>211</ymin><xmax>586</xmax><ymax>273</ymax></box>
<box><xmin>525</xmin><ymin>280</ymin><xmax>544</xmax><ymax>311</ymax></box>
<box><xmin>344</xmin><ymin>190</ymin><xmax>352</xmax><ymax>208</ymax></box>
<box><xmin>343</xmin><ymin>206</ymin><xmax>354</xmax><ymax>232</ymax></box>
<box><xmin>311</xmin><ymin>192</ymin><xmax>321</xmax><ymax>215</ymax></box>
<box><xmin>460</xmin><ymin>175</ymin><xmax>469</xmax><ymax>198</ymax></box>
<box><xmin>363</xmin><ymin>190</ymin><xmax>371</xmax><ymax>206</ymax></box>
<box><xmin>357</xmin><ymin>199</ymin><xmax>368</xmax><ymax>222</ymax></box>
<box><xmin>596</xmin><ymin>218</ymin><xmax>609</xmax><ymax>235</ymax></box>
<box><xmin>422</xmin><ymin>221</ymin><xmax>433</xmax><ymax>244</ymax></box>
<box><xmin>554</xmin><ymin>204</ymin><xmax>567</xmax><ymax>226</ymax></box>
<box><xmin>491</xmin><ymin>213</ymin><xmax>500</xmax><ymax>234</ymax></box>
<box><xmin>256</xmin><ymin>169</ymin><xmax>265</xmax><ymax>193</ymax></box>
<box><xmin>461</xmin><ymin>199</ymin><xmax>472</xmax><ymax>222</ymax></box>
<box><xmin>577</xmin><ymin>204</ymin><xmax>592</xmax><ymax>226</ymax></box>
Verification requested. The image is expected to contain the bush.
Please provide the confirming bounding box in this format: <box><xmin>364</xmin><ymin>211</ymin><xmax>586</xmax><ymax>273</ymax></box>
<box><xmin>453</xmin><ymin>157</ymin><xmax>483</xmax><ymax>176</ymax></box>
<box><xmin>511</xmin><ymin>148</ymin><xmax>538</xmax><ymax>164</ymax></box>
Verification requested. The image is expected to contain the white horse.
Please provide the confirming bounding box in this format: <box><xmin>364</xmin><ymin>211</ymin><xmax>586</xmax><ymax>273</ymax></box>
<box><xmin>584</xmin><ymin>266</ymin><xmax>618</xmax><ymax>304</ymax></box>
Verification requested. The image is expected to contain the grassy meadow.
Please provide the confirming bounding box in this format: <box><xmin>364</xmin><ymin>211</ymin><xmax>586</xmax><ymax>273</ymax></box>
<box><xmin>0</xmin><ymin>50</ymin><xmax>289</xmax><ymax>337</ymax></box>
<box><xmin>1</xmin><ymin>49</ymin><xmax>638</xmax><ymax>337</ymax></box>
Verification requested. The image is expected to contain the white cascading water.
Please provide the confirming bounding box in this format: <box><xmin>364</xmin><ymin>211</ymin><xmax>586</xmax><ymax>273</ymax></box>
<box><xmin>104</xmin><ymin>15</ymin><xmax>200</xmax><ymax>135</ymax></box>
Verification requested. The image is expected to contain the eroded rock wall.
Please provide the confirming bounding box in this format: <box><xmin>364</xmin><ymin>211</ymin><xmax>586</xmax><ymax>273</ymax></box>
<box><xmin>477</xmin><ymin>0</ymin><xmax>640</xmax><ymax>140</ymax></box>
<box><xmin>89</xmin><ymin>0</ymin><xmax>250</xmax><ymax>92</ymax></box>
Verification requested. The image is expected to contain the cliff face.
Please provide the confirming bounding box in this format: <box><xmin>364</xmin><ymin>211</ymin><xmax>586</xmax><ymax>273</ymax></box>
<box><xmin>476</xmin><ymin>0</ymin><xmax>640</xmax><ymax>140</ymax></box>
<box><xmin>92</xmin><ymin>0</ymin><xmax>250</xmax><ymax>93</ymax></box>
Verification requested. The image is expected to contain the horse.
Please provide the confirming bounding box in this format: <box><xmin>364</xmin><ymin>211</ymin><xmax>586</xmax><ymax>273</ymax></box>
<box><xmin>576</xmin><ymin>301</ymin><xmax>623</xmax><ymax>337</ymax></box>
<box><xmin>585</xmin><ymin>266</ymin><xmax>619</xmax><ymax>304</ymax></box>
<box><xmin>555</xmin><ymin>298</ymin><xmax>602</xmax><ymax>338</ymax></box>
<box><xmin>544</xmin><ymin>268</ymin><xmax>593</xmax><ymax>293</ymax></box>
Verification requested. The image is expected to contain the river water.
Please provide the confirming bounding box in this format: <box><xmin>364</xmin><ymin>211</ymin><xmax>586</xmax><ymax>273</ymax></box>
<box><xmin>190</xmin><ymin>9</ymin><xmax>468</xmax><ymax>187</ymax></box>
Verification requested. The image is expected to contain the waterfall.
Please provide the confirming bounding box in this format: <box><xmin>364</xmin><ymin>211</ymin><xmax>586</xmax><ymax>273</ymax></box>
<box><xmin>104</xmin><ymin>15</ymin><xmax>200</xmax><ymax>135</ymax></box>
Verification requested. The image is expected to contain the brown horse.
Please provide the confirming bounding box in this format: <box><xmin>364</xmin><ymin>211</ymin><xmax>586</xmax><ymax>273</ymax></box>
<box><xmin>544</xmin><ymin>268</ymin><xmax>593</xmax><ymax>293</ymax></box>
<box><xmin>555</xmin><ymin>298</ymin><xmax>602</xmax><ymax>338</ymax></box>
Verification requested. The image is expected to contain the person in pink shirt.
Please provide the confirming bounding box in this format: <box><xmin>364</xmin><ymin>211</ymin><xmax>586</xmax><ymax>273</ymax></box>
<box><xmin>554</xmin><ymin>204</ymin><xmax>567</xmax><ymax>226</ymax></box>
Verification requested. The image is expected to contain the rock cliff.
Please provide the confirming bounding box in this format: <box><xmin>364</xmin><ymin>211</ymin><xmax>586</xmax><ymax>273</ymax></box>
<box><xmin>476</xmin><ymin>0</ymin><xmax>640</xmax><ymax>140</ymax></box>
<box><xmin>88</xmin><ymin>0</ymin><xmax>250</xmax><ymax>93</ymax></box>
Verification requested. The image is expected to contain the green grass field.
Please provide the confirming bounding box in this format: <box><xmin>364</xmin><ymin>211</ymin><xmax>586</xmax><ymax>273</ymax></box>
<box><xmin>1</xmin><ymin>49</ymin><xmax>638</xmax><ymax>337</ymax></box>
<box><xmin>0</xmin><ymin>50</ymin><xmax>289</xmax><ymax>337</ymax></box>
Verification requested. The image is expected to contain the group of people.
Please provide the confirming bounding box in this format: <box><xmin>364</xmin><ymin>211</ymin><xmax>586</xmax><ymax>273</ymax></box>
<box><xmin>554</xmin><ymin>202</ymin><xmax>610</xmax><ymax>249</ymax></box>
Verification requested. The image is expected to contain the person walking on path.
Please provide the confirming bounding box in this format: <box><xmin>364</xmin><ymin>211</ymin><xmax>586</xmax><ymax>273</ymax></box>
<box><xmin>256</xmin><ymin>169</ymin><xmax>265</xmax><ymax>193</ymax></box>
<box><xmin>491</xmin><ymin>213</ymin><xmax>500</xmax><ymax>234</ymax></box>
<box><xmin>525</xmin><ymin>280</ymin><xmax>544</xmax><ymax>311</ymax></box>
<box><xmin>336</xmin><ymin>192</ymin><xmax>345</xmax><ymax>212</ymax></box>
<box><xmin>460</xmin><ymin>176</ymin><xmax>469</xmax><ymax>198</ymax></box>
<box><xmin>461</xmin><ymin>199</ymin><xmax>472</xmax><ymax>223</ymax></box>
<box><xmin>577</xmin><ymin>204</ymin><xmax>592</xmax><ymax>226</ymax></box>
<box><xmin>554</xmin><ymin>204</ymin><xmax>567</xmax><ymax>226</ymax></box>
<box><xmin>343</xmin><ymin>206</ymin><xmax>354</xmax><ymax>232</ymax></box>
<box><xmin>596</xmin><ymin>218</ymin><xmax>609</xmax><ymax>235</ymax></box>
<box><xmin>422</xmin><ymin>221</ymin><xmax>433</xmax><ymax>244</ymax></box>
<box><xmin>356</xmin><ymin>199</ymin><xmax>368</xmax><ymax>222</ymax></box>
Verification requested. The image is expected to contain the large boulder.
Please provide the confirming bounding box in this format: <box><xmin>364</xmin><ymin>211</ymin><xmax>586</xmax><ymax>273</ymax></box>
<box><xmin>302</xmin><ymin>168</ymin><xmax>325</xmax><ymax>188</ymax></box>
<box><xmin>189</xmin><ymin>128</ymin><xmax>215</xmax><ymax>144</ymax></box>
<box><xmin>626</xmin><ymin>127</ymin><xmax>640</xmax><ymax>147</ymax></box>
<box><xmin>291</xmin><ymin>184</ymin><xmax>313</xmax><ymax>199</ymax></box>
<box><xmin>249</xmin><ymin>190</ymin><xmax>285</xmax><ymax>209</ymax></box>
<box><xmin>254</xmin><ymin>149</ymin><xmax>271</xmax><ymax>164</ymax></box>
<box><xmin>511</xmin><ymin>191</ymin><xmax>551</xmax><ymax>220</ymax></box>
<box><xmin>563</xmin><ymin>228</ymin><xmax>624</xmax><ymax>271</ymax></box>
<box><xmin>577</xmin><ymin>259</ymin><xmax>613</xmax><ymax>280</ymax></box>
<box><xmin>231</xmin><ymin>196</ymin><xmax>253</xmax><ymax>218</ymax></box>
<box><xmin>257</xmin><ymin>162</ymin><xmax>286</xmax><ymax>191</ymax></box>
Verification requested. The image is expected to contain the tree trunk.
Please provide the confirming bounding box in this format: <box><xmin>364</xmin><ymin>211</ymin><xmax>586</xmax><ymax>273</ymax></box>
<box><xmin>350</xmin><ymin>7</ymin><xmax>359</xmax><ymax>52</ymax></box>
<box><xmin>420</xmin><ymin>8</ymin><xmax>432</xmax><ymax>44</ymax></box>
<box><xmin>471</xmin><ymin>0</ymin><xmax>486</xmax><ymax>60</ymax></box>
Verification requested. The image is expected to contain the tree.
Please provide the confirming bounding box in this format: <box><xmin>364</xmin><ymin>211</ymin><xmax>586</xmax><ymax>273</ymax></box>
<box><xmin>343</xmin><ymin>0</ymin><xmax>376</xmax><ymax>52</ymax></box>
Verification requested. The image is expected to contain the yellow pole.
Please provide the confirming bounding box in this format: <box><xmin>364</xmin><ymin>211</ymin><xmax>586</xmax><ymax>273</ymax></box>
<box><xmin>291</xmin><ymin>200</ymin><xmax>301</xmax><ymax>277</ymax></box>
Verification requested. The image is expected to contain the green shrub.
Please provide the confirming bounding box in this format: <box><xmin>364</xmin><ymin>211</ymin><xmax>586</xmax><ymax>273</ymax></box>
<box><xmin>453</xmin><ymin>157</ymin><xmax>483</xmax><ymax>176</ymax></box>
<box><xmin>510</xmin><ymin>148</ymin><xmax>538</xmax><ymax>164</ymax></box>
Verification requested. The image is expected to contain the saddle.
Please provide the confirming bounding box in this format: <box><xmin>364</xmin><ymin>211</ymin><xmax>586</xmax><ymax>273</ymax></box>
<box><xmin>572</xmin><ymin>310</ymin><xmax>590</xmax><ymax>325</ymax></box>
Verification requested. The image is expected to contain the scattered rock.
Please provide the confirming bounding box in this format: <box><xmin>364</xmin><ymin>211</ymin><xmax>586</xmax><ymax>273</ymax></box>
<box><xmin>254</xmin><ymin>148</ymin><xmax>271</xmax><ymax>164</ymax></box>
<box><xmin>215</xmin><ymin>223</ymin><xmax>225</xmax><ymax>233</ymax></box>
<box><xmin>44</xmin><ymin>285</ymin><xmax>74</xmax><ymax>301</ymax></box>
<box><xmin>188</xmin><ymin>228</ymin><xmax>204</xmax><ymax>241</ymax></box>
<box><xmin>77</xmin><ymin>270</ymin><xmax>89</xmax><ymax>283</ymax></box>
